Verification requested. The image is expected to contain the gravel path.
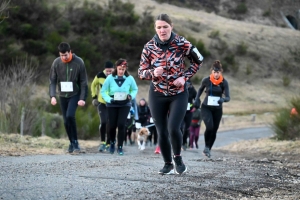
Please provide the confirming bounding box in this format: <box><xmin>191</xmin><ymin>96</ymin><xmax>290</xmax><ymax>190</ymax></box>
<box><xmin>1</xmin><ymin>127</ymin><xmax>299</xmax><ymax>199</ymax></box>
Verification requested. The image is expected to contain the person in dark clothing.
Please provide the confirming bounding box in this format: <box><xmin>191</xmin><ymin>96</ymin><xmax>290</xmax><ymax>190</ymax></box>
<box><xmin>194</xmin><ymin>60</ymin><xmax>230</xmax><ymax>158</ymax></box>
<box><xmin>137</xmin><ymin>98</ymin><xmax>151</xmax><ymax>127</ymax></box>
<box><xmin>189</xmin><ymin>106</ymin><xmax>202</xmax><ymax>149</ymax></box>
<box><xmin>138</xmin><ymin>13</ymin><xmax>203</xmax><ymax>175</ymax></box>
<box><xmin>49</xmin><ymin>42</ymin><xmax>88</xmax><ymax>154</ymax></box>
<box><xmin>91</xmin><ymin>61</ymin><xmax>114</xmax><ymax>152</ymax></box>
<box><xmin>181</xmin><ymin>79</ymin><xmax>197</xmax><ymax>150</ymax></box>
<box><xmin>124</xmin><ymin>106</ymin><xmax>135</xmax><ymax>145</ymax></box>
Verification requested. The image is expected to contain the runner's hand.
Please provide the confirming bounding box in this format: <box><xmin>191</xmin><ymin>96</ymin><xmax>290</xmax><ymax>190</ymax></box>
<box><xmin>173</xmin><ymin>77</ymin><xmax>185</xmax><ymax>87</ymax></box>
<box><xmin>78</xmin><ymin>100</ymin><xmax>85</xmax><ymax>106</ymax></box>
<box><xmin>154</xmin><ymin>67</ymin><xmax>163</xmax><ymax>77</ymax></box>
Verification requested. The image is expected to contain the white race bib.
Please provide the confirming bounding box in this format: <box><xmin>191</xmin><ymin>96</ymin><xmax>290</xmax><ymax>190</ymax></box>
<box><xmin>114</xmin><ymin>92</ymin><xmax>127</xmax><ymax>101</ymax></box>
<box><xmin>150</xmin><ymin>117</ymin><xmax>154</xmax><ymax>123</ymax></box>
<box><xmin>127</xmin><ymin>112</ymin><xmax>131</xmax><ymax>119</ymax></box>
<box><xmin>187</xmin><ymin>103</ymin><xmax>190</xmax><ymax>111</ymax></box>
<box><xmin>60</xmin><ymin>82</ymin><xmax>73</xmax><ymax>92</ymax></box>
<box><xmin>135</xmin><ymin>122</ymin><xmax>142</xmax><ymax>129</ymax></box>
<box><xmin>208</xmin><ymin>96</ymin><xmax>220</xmax><ymax>106</ymax></box>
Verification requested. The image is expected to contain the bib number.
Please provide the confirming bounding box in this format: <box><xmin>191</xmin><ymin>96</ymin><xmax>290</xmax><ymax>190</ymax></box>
<box><xmin>114</xmin><ymin>92</ymin><xmax>127</xmax><ymax>101</ymax></box>
<box><xmin>208</xmin><ymin>96</ymin><xmax>220</xmax><ymax>106</ymax></box>
<box><xmin>187</xmin><ymin>103</ymin><xmax>190</xmax><ymax>111</ymax></box>
<box><xmin>60</xmin><ymin>82</ymin><xmax>73</xmax><ymax>92</ymax></box>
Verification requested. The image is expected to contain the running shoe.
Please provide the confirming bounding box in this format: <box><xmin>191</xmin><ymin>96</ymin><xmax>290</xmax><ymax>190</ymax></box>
<box><xmin>67</xmin><ymin>143</ymin><xmax>74</xmax><ymax>153</ymax></box>
<box><xmin>109</xmin><ymin>143</ymin><xmax>115</xmax><ymax>154</ymax></box>
<box><xmin>117</xmin><ymin>146</ymin><xmax>124</xmax><ymax>155</ymax></box>
<box><xmin>203</xmin><ymin>146</ymin><xmax>211</xmax><ymax>158</ymax></box>
<box><xmin>98</xmin><ymin>142</ymin><xmax>106</xmax><ymax>152</ymax></box>
<box><xmin>173</xmin><ymin>155</ymin><xmax>187</xmax><ymax>175</ymax></box>
<box><xmin>154</xmin><ymin>146</ymin><xmax>161</xmax><ymax>154</ymax></box>
<box><xmin>105</xmin><ymin>144</ymin><xmax>110</xmax><ymax>152</ymax></box>
<box><xmin>72</xmin><ymin>140</ymin><xmax>81</xmax><ymax>154</ymax></box>
<box><xmin>158</xmin><ymin>163</ymin><xmax>174</xmax><ymax>175</ymax></box>
<box><xmin>182</xmin><ymin>144</ymin><xmax>187</xmax><ymax>151</ymax></box>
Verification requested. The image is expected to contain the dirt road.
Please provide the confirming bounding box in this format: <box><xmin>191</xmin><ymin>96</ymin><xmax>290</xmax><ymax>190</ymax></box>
<box><xmin>0</xmin><ymin>127</ymin><xmax>299</xmax><ymax>199</ymax></box>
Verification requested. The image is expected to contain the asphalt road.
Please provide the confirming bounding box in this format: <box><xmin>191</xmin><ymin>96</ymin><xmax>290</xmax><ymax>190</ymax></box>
<box><xmin>1</xmin><ymin>126</ymin><xmax>299</xmax><ymax>200</ymax></box>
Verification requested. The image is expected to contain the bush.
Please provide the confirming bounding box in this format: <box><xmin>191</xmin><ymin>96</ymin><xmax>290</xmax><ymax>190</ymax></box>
<box><xmin>208</xmin><ymin>30</ymin><xmax>220</xmax><ymax>38</ymax></box>
<box><xmin>234</xmin><ymin>3</ymin><xmax>248</xmax><ymax>14</ymax></box>
<box><xmin>272</xmin><ymin>97</ymin><xmax>300</xmax><ymax>140</ymax></box>
<box><xmin>282</xmin><ymin>75</ymin><xmax>291</xmax><ymax>87</ymax></box>
<box><xmin>236</xmin><ymin>41</ymin><xmax>248</xmax><ymax>55</ymax></box>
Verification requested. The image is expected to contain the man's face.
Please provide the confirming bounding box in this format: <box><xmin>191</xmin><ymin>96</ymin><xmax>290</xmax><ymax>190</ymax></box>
<box><xmin>105</xmin><ymin>68</ymin><xmax>114</xmax><ymax>76</ymax></box>
<box><xmin>59</xmin><ymin>52</ymin><xmax>70</xmax><ymax>61</ymax></box>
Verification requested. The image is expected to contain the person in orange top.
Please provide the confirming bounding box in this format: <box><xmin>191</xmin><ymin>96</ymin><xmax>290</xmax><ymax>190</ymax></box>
<box><xmin>194</xmin><ymin>60</ymin><xmax>230</xmax><ymax>158</ymax></box>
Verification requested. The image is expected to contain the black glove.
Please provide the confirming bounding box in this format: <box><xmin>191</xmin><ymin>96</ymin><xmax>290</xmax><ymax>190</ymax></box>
<box><xmin>110</xmin><ymin>99</ymin><xmax>115</xmax><ymax>104</ymax></box>
<box><xmin>92</xmin><ymin>95</ymin><xmax>97</xmax><ymax>99</ymax></box>
<box><xmin>92</xmin><ymin>99</ymin><xmax>99</xmax><ymax>107</ymax></box>
<box><xmin>218</xmin><ymin>98</ymin><xmax>224</xmax><ymax>105</ymax></box>
<box><xmin>194</xmin><ymin>98</ymin><xmax>200</xmax><ymax>109</ymax></box>
<box><xmin>127</xmin><ymin>94</ymin><xmax>132</xmax><ymax>100</ymax></box>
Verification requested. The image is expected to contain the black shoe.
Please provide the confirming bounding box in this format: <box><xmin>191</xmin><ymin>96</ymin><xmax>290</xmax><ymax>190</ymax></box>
<box><xmin>117</xmin><ymin>146</ymin><xmax>124</xmax><ymax>155</ymax></box>
<box><xmin>195</xmin><ymin>143</ymin><xmax>198</xmax><ymax>149</ymax></box>
<box><xmin>73</xmin><ymin>140</ymin><xmax>81</xmax><ymax>153</ymax></box>
<box><xmin>67</xmin><ymin>143</ymin><xmax>74</xmax><ymax>153</ymax></box>
<box><xmin>203</xmin><ymin>146</ymin><xmax>211</xmax><ymax>158</ymax></box>
<box><xmin>158</xmin><ymin>163</ymin><xmax>174</xmax><ymax>175</ymax></box>
<box><xmin>109</xmin><ymin>142</ymin><xmax>115</xmax><ymax>154</ymax></box>
<box><xmin>173</xmin><ymin>155</ymin><xmax>187</xmax><ymax>174</ymax></box>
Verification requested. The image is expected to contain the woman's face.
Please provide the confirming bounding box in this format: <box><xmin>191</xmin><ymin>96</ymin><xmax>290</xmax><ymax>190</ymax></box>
<box><xmin>139</xmin><ymin>99</ymin><xmax>145</xmax><ymax>106</ymax></box>
<box><xmin>117</xmin><ymin>65</ymin><xmax>126</xmax><ymax>76</ymax></box>
<box><xmin>155</xmin><ymin>20</ymin><xmax>173</xmax><ymax>42</ymax></box>
<box><xmin>212</xmin><ymin>70</ymin><xmax>221</xmax><ymax>79</ymax></box>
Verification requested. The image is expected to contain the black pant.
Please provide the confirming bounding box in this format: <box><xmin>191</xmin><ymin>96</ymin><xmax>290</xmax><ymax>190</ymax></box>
<box><xmin>97</xmin><ymin>103</ymin><xmax>109</xmax><ymax>143</ymax></box>
<box><xmin>59</xmin><ymin>94</ymin><xmax>79</xmax><ymax>142</ymax></box>
<box><xmin>148</xmin><ymin>125</ymin><xmax>158</xmax><ymax>145</ymax></box>
<box><xmin>181</xmin><ymin>111</ymin><xmax>193</xmax><ymax>146</ymax></box>
<box><xmin>201</xmin><ymin>104</ymin><xmax>223</xmax><ymax>149</ymax></box>
<box><xmin>107</xmin><ymin>106</ymin><xmax>130</xmax><ymax>147</ymax></box>
<box><xmin>149</xmin><ymin>89</ymin><xmax>188</xmax><ymax>163</ymax></box>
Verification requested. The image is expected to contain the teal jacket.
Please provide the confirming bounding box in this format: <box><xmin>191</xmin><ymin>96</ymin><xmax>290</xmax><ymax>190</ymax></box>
<box><xmin>100</xmin><ymin>74</ymin><xmax>138</xmax><ymax>105</ymax></box>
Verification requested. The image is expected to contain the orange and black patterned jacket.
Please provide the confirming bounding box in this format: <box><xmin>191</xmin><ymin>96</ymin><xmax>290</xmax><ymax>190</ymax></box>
<box><xmin>138</xmin><ymin>33</ymin><xmax>201</xmax><ymax>96</ymax></box>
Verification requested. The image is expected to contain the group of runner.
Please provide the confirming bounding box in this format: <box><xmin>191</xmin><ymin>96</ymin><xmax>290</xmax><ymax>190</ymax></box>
<box><xmin>49</xmin><ymin>13</ymin><xmax>230</xmax><ymax>175</ymax></box>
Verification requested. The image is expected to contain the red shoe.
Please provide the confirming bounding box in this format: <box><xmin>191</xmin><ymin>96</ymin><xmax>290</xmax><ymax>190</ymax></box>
<box><xmin>154</xmin><ymin>146</ymin><xmax>161</xmax><ymax>154</ymax></box>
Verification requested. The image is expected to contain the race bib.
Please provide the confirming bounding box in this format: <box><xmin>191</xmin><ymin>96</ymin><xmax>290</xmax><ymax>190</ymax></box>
<box><xmin>135</xmin><ymin>122</ymin><xmax>142</xmax><ymax>129</ymax></box>
<box><xmin>114</xmin><ymin>92</ymin><xmax>127</xmax><ymax>101</ymax></box>
<box><xmin>187</xmin><ymin>103</ymin><xmax>190</xmax><ymax>111</ymax></box>
<box><xmin>207</xmin><ymin>96</ymin><xmax>220</xmax><ymax>106</ymax></box>
<box><xmin>150</xmin><ymin>117</ymin><xmax>154</xmax><ymax>123</ymax></box>
<box><xmin>60</xmin><ymin>82</ymin><xmax>73</xmax><ymax>92</ymax></box>
<box><xmin>127</xmin><ymin>112</ymin><xmax>131</xmax><ymax>119</ymax></box>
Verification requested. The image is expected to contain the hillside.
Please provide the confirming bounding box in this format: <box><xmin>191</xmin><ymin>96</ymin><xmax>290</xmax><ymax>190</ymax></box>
<box><xmin>120</xmin><ymin>0</ymin><xmax>300</xmax><ymax>115</ymax></box>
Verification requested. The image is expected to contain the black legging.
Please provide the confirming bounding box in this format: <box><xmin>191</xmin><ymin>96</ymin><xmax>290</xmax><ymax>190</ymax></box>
<box><xmin>148</xmin><ymin>125</ymin><xmax>158</xmax><ymax>145</ymax></box>
<box><xmin>201</xmin><ymin>104</ymin><xmax>223</xmax><ymax>149</ymax></box>
<box><xmin>149</xmin><ymin>89</ymin><xmax>188</xmax><ymax>163</ymax></box>
<box><xmin>181</xmin><ymin>111</ymin><xmax>193</xmax><ymax>146</ymax></box>
<box><xmin>107</xmin><ymin>106</ymin><xmax>130</xmax><ymax>147</ymax></box>
<box><xmin>97</xmin><ymin>103</ymin><xmax>108</xmax><ymax>143</ymax></box>
<box><xmin>59</xmin><ymin>94</ymin><xmax>79</xmax><ymax>142</ymax></box>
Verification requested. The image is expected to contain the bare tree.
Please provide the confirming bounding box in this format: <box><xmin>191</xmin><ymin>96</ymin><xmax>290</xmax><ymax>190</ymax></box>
<box><xmin>0</xmin><ymin>0</ymin><xmax>10</xmax><ymax>23</ymax></box>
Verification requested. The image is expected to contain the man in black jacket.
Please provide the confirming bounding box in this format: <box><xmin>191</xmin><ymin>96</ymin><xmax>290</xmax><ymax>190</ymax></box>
<box><xmin>49</xmin><ymin>42</ymin><xmax>88</xmax><ymax>153</ymax></box>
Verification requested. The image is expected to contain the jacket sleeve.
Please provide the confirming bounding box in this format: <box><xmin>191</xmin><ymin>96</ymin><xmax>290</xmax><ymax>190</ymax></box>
<box><xmin>91</xmin><ymin>76</ymin><xmax>98</xmax><ymax>98</ymax></box>
<box><xmin>100</xmin><ymin>76</ymin><xmax>113</xmax><ymax>103</ymax></box>
<box><xmin>138</xmin><ymin>45</ymin><xmax>155</xmax><ymax>80</ymax></box>
<box><xmin>129</xmin><ymin>76</ymin><xmax>138</xmax><ymax>100</ymax></box>
<box><xmin>184</xmin><ymin>39</ymin><xmax>202</xmax><ymax>81</ymax></box>
<box><xmin>223</xmin><ymin>80</ymin><xmax>230</xmax><ymax>102</ymax></box>
<box><xmin>78</xmin><ymin>60</ymin><xmax>88</xmax><ymax>101</ymax></box>
<box><xmin>49</xmin><ymin>60</ymin><xmax>57</xmax><ymax>98</ymax></box>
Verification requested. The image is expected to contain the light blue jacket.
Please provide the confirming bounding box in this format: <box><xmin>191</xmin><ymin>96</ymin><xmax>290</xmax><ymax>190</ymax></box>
<box><xmin>100</xmin><ymin>74</ymin><xmax>138</xmax><ymax>104</ymax></box>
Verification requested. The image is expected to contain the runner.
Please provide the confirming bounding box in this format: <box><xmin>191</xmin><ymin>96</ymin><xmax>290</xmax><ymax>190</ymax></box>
<box><xmin>138</xmin><ymin>13</ymin><xmax>203</xmax><ymax>174</ymax></box>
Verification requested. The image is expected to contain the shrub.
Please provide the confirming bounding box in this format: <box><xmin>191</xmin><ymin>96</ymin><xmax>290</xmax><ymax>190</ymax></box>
<box><xmin>236</xmin><ymin>41</ymin><xmax>248</xmax><ymax>55</ymax></box>
<box><xmin>282</xmin><ymin>75</ymin><xmax>291</xmax><ymax>87</ymax></box>
<box><xmin>234</xmin><ymin>3</ymin><xmax>248</xmax><ymax>14</ymax></box>
<box><xmin>272</xmin><ymin>97</ymin><xmax>300</xmax><ymax>140</ymax></box>
<box><xmin>245</xmin><ymin>64</ymin><xmax>252</xmax><ymax>75</ymax></box>
<box><xmin>208</xmin><ymin>30</ymin><xmax>220</xmax><ymax>38</ymax></box>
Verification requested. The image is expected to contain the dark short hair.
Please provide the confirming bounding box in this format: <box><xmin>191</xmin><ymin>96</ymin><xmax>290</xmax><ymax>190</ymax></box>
<box><xmin>210</xmin><ymin>60</ymin><xmax>223</xmax><ymax>72</ymax></box>
<box><xmin>112</xmin><ymin>58</ymin><xmax>130</xmax><ymax>77</ymax></box>
<box><xmin>58</xmin><ymin>42</ymin><xmax>71</xmax><ymax>53</ymax></box>
<box><xmin>155</xmin><ymin>13</ymin><xmax>172</xmax><ymax>27</ymax></box>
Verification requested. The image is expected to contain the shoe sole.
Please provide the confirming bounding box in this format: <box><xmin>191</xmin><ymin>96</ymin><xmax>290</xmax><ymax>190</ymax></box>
<box><xmin>158</xmin><ymin>169</ymin><xmax>175</xmax><ymax>175</ymax></box>
<box><xmin>175</xmin><ymin>167</ymin><xmax>187</xmax><ymax>175</ymax></box>
<box><xmin>202</xmin><ymin>152</ymin><xmax>211</xmax><ymax>158</ymax></box>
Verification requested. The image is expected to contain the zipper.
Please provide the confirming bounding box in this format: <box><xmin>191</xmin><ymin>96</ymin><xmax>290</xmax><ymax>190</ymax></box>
<box><xmin>65</xmin><ymin>64</ymin><xmax>69</xmax><ymax>97</ymax></box>
<box><xmin>164</xmin><ymin>51</ymin><xmax>169</xmax><ymax>96</ymax></box>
